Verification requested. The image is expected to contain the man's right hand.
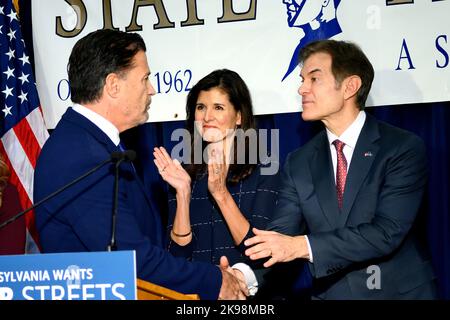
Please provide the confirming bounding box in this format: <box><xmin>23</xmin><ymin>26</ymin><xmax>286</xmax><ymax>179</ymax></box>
<box><xmin>218</xmin><ymin>256</ymin><xmax>248</xmax><ymax>300</ymax></box>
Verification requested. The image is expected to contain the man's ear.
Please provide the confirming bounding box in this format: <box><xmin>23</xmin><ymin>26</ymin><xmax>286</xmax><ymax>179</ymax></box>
<box><xmin>104</xmin><ymin>73</ymin><xmax>120</xmax><ymax>98</ymax></box>
<box><xmin>343</xmin><ymin>75</ymin><xmax>362</xmax><ymax>101</ymax></box>
<box><xmin>236</xmin><ymin>111</ymin><xmax>242</xmax><ymax>126</ymax></box>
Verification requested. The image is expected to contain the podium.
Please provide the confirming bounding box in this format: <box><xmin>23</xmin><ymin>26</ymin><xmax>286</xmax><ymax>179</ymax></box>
<box><xmin>137</xmin><ymin>278</ymin><xmax>199</xmax><ymax>300</ymax></box>
<box><xmin>0</xmin><ymin>251</ymin><xmax>200</xmax><ymax>300</ymax></box>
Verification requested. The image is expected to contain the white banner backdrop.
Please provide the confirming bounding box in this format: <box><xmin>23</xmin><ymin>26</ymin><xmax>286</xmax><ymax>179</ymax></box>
<box><xmin>32</xmin><ymin>0</ymin><xmax>450</xmax><ymax>128</ymax></box>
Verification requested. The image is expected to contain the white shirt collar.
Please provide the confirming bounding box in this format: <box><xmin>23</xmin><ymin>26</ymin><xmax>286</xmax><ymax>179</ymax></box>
<box><xmin>326</xmin><ymin>111</ymin><xmax>366</xmax><ymax>149</ymax></box>
<box><xmin>72</xmin><ymin>103</ymin><xmax>120</xmax><ymax>146</ymax></box>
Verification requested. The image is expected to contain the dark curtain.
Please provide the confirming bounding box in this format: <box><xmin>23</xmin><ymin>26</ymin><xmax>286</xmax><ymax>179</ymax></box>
<box><xmin>123</xmin><ymin>102</ymin><xmax>450</xmax><ymax>299</ymax></box>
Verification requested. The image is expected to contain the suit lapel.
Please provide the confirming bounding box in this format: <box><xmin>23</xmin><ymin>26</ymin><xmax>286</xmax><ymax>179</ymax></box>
<box><xmin>310</xmin><ymin>132</ymin><xmax>340</xmax><ymax>227</ymax></box>
<box><xmin>338</xmin><ymin>114</ymin><xmax>380</xmax><ymax>226</ymax></box>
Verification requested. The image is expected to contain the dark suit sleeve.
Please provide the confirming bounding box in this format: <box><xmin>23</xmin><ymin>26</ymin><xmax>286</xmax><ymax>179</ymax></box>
<box><xmin>266</xmin><ymin>153</ymin><xmax>307</xmax><ymax>236</ymax></box>
<box><xmin>63</xmin><ymin>172</ymin><xmax>222</xmax><ymax>300</ymax></box>
<box><xmin>167</xmin><ymin>238</ymin><xmax>195</xmax><ymax>259</ymax></box>
<box><xmin>308</xmin><ymin>135</ymin><xmax>428</xmax><ymax>278</ymax></box>
<box><xmin>35</xmin><ymin>146</ymin><xmax>221</xmax><ymax>299</ymax></box>
<box><xmin>255</xmin><ymin>157</ymin><xmax>309</xmax><ymax>292</ymax></box>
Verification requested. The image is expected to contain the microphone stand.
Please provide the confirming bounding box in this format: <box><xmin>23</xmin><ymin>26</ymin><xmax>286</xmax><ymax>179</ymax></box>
<box><xmin>0</xmin><ymin>156</ymin><xmax>116</xmax><ymax>230</ymax></box>
<box><xmin>107</xmin><ymin>158</ymin><xmax>125</xmax><ymax>252</ymax></box>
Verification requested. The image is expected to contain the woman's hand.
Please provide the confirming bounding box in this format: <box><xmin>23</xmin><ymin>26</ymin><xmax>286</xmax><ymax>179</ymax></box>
<box><xmin>153</xmin><ymin>147</ymin><xmax>191</xmax><ymax>197</ymax></box>
<box><xmin>207</xmin><ymin>145</ymin><xmax>229</xmax><ymax>201</ymax></box>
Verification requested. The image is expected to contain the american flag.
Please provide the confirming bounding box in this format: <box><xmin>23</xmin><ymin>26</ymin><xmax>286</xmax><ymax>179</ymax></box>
<box><xmin>1</xmin><ymin>1</ymin><xmax>49</xmax><ymax>252</ymax></box>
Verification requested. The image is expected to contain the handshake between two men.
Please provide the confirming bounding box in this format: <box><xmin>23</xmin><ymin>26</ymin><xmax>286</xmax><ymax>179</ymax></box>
<box><xmin>217</xmin><ymin>256</ymin><xmax>249</xmax><ymax>300</ymax></box>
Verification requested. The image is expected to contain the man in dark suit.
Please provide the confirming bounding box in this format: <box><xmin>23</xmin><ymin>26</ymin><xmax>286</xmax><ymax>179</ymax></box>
<box><xmin>34</xmin><ymin>29</ymin><xmax>247</xmax><ymax>300</ymax></box>
<box><xmin>245</xmin><ymin>40</ymin><xmax>437</xmax><ymax>299</ymax></box>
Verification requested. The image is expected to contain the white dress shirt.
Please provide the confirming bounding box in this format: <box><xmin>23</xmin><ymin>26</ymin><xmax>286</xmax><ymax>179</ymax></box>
<box><xmin>326</xmin><ymin>111</ymin><xmax>366</xmax><ymax>180</ymax></box>
<box><xmin>232</xmin><ymin>262</ymin><xmax>259</xmax><ymax>296</ymax></box>
<box><xmin>72</xmin><ymin>103</ymin><xmax>120</xmax><ymax>146</ymax></box>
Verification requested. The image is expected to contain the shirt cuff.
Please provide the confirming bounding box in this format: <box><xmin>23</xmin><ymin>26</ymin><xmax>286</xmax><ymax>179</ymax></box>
<box><xmin>231</xmin><ymin>262</ymin><xmax>258</xmax><ymax>296</ymax></box>
<box><xmin>304</xmin><ymin>235</ymin><xmax>314</xmax><ymax>263</ymax></box>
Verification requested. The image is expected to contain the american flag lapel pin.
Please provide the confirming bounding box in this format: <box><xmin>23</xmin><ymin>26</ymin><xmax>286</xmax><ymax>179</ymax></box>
<box><xmin>364</xmin><ymin>151</ymin><xmax>373</xmax><ymax>157</ymax></box>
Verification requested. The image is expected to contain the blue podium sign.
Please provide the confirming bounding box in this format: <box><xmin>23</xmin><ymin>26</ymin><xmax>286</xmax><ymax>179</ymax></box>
<box><xmin>0</xmin><ymin>251</ymin><xmax>136</xmax><ymax>300</ymax></box>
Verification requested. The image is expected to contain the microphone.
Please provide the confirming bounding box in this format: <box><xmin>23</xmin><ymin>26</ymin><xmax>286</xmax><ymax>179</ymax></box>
<box><xmin>107</xmin><ymin>149</ymin><xmax>135</xmax><ymax>252</ymax></box>
<box><xmin>0</xmin><ymin>150</ymin><xmax>136</xmax><ymax>232</ymax></box>
<box><xmin>110</xmin><ymin>150</ymin><xmax>136</xmax><ymax>162</ymax></box>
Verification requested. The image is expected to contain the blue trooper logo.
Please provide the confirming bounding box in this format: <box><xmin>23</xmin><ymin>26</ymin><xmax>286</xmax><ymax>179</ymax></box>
<box><xmin>282</xmin><ymin>0</ymin><xmax>342</xmax><ymax>81</ymax></box>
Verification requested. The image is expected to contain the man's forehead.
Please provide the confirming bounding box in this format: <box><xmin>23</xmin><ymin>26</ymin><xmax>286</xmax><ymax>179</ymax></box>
<box><xmin>301</xmin><ymin>52</ymin><xmax>331</xmax><ymax>74</ymax></box>
<box><xmin>300</xmin><ymin>67</ymin><xmax>323</xmax><ymax>79</ymax></box>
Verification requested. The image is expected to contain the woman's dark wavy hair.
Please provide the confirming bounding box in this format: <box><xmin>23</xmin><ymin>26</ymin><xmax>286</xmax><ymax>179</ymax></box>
<box><xmin>68</xmin><ymin>29</ymin><xmax>146</xmax><ymax>104</ymax></box>
<box><xmin>185</xmin><ymin>69</ymin><xmax>257</xmax><ymax>184</ymax></box>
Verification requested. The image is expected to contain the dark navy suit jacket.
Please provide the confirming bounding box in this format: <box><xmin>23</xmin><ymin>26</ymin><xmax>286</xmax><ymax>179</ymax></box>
<box><xmin>34</xmin><ymin>108</ymin><xmax>221</xmax><ymax>299</ymax></box>
<box><xmin>266</xmin><ymin>114</ymin><xmax>437</xmax><ymax>299</ymax></box>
